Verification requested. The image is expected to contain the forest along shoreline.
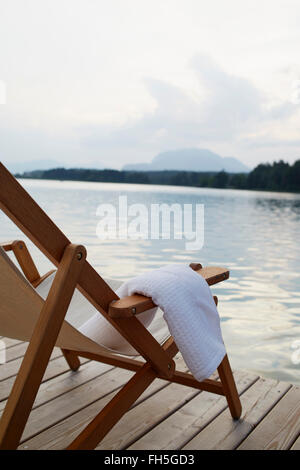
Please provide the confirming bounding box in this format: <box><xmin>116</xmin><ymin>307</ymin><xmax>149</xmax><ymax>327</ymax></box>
<box><xmin>16</xmin><ymin>159</ymin><xmax>300</xmax><ymax>193</ymax></box>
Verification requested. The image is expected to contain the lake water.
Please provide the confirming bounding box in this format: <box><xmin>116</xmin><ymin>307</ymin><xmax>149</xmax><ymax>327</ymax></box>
<box><xmin>1</xmin><ymin>178</ymin><xmax>300</xmax><ymax>384</ymax></box>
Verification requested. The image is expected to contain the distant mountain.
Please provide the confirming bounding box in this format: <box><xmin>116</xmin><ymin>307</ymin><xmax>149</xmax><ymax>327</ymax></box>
<box><xmin>123</xmin><ymin>148</ymin><xmax>250</xmax><ymax>173</ymax></box>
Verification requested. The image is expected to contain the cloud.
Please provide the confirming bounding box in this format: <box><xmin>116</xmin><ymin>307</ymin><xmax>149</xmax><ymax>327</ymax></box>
<box><xmin>243</xmin><ymin>137</ymin><xmax>300</xmax><ymax>149</ymax></box>
<box><xmin>82</xmin><ymin>54</ymin><xmax>299</xmax><ymax>166</ymax></box>
<box><xmin>2</xmin><ymin>54</ymin><xmax>299</xmax><ymax>170</ymax></box>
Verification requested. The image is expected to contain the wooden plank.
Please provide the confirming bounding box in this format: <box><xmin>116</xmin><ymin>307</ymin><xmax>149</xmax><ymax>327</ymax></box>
<box><xmin>0</xmin><ymin>348</ymin><xmax>61</xmax><ymax>382</ymax></box>
<box><xmin>20</xmin><ymin>355</ymin><xmax>186</xmax><ymax>449</ymax></box>
<box><xmin>2</xmin><ymin>342</ymin><xmax>29</xmax><ymax>363</ymax></box>
<box><xmin>18</xmin><ymin>367</ymin><xmax>135</xmax><ymax>443</ymax></box>
<box><xmin>67</xmin><ymin>363</ymin><xmax>158</xmax><ymax>449</ymax></box>
<box><xmin>183</xmin><ymin>377</ymin><xmax>291</xmax><ymax>450</ymax></box>
<box><xmin>290</xmin><ymin>433</ymin><xmax>300</xmax><ymax>450</ymax></box>
<box><xmin>237</xmin><ymin>386</ymin><xmax>300</xmax><ymax>450</ymax></box>
<box><xmin>129</xmin><ymin>370</ymin><xmax>257</xmax><ymax>450</ymax></box>
<box><xmin>20</xmin><ymin>376</ymin><xmax>169</xmax><ymax>449</ymax></box>
<box><xmin>30</xmin><ymin>361</ymin><xmax>112</xmax><ymax>410</ymax></box>
<box><xmin>65</xmin><ymin>352</ymin><xmax>183</xmax><ymax>449</ymax></box>
<box><xmin>0</xmin><ymin>338</ymin><xmax>24</xmax><ymax>348</ymax></box>
<box><xmin>96</xmin><ymin>383</ymin><xmax>201</xmax><ymax>450</ymax></box>
<box><xmin>0</xmin><ymin>357</ymin><xmax>91</xmax><ymax>407</ymax></box>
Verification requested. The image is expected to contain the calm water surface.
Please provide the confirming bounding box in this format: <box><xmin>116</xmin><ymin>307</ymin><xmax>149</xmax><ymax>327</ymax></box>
<box><xmin>1</xmin><ymin>179</ymin><xmax>300</xmax><ymax>384</ymax></box>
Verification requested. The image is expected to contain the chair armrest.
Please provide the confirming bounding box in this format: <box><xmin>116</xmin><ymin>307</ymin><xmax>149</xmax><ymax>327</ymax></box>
<box><xmin>32</xmin><ymin>269</ymin><xmax>56</xmax><ymax>288</ymax></box>
<box><xmin>0</xmin><ymin>241</ymin><xmax>15</xmax><ymax>251</ymax></box>
<box><xmin>109</xmin><ymin>294</ymin><xmax>156</xmax><ymax>318</ymax></box>
<box><xmin>0</xmin><ymin>239</ymin><xmax>41</xmax><ymax>285</ymax></box>
<box><xmin>108</xmin><ymin>265</ymin><xmax>229</xmax><ymax>318</ymax></box>
<box><xmin>193</xmin><ymin>265</ymin><xmax>229</xmax><ymax>285</ymax></box>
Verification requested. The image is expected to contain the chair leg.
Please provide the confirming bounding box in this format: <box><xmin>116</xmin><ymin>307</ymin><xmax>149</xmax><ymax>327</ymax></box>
<box><xmin>67</xmin><ymin>363</ymin><xmax>157</xmax><ymax>450</ymax></box>
<box><xmin>0</xmin><ymin>244</ymin><xmax>86</xmax><ymax>450</ymax></box>
<box><xmin>61</xmin><ymin>349</ymin><xmax>81</xmax><ymax>371</ymax></box>
<box><xmin>217</xmin><ymin>354</ymin><xmax>242</xmax><ymax>419</ymax></box>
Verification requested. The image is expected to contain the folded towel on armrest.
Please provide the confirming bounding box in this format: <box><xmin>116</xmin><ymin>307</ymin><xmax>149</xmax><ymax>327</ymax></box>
<box><xmin>117</xmin><ymin>264</ymin><xmax>226</xmax><ymax>381</ymax></box>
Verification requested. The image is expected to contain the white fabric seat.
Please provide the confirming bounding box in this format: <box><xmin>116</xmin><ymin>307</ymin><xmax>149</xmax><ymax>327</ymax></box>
<box><xmin>33</xmin><ymin>270</ymin><xmax>170</xmax><ymax>356</ymax></box>
<box><xmin>0</xmin><ymin>247</ymin><xmax>169</xmax><ymax>357</ymax></box>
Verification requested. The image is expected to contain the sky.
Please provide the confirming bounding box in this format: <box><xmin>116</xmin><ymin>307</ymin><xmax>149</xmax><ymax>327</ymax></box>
<box><xmin>0</xmin><ymin>0</ymin><xmax>300</xmax><ymax>171</ymax></box>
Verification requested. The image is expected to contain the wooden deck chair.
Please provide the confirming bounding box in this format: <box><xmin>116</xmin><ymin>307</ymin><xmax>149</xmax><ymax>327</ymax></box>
<box><xmin>0</xmin><ymin>162</ymin><xmax>242</xmax><ymax>450</ymax></box>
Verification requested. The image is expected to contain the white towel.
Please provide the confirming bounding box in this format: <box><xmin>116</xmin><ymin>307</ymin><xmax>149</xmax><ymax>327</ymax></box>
<box><xmin>117</xmin><ymin>264</ymin><xmax>226</xmax><ymax>381</ymax></box>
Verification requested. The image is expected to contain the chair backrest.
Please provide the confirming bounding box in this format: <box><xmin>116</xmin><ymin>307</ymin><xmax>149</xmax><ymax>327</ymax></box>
<box><xmin>0</xmin><ymin>247</ymin><xmax>170</xmax><ymax>356</ymax></box>
<box><xmin>0</xmin><ymin>162</ymin><xmax>171</xmax><ymax>373</ymax></box>
<box><xmin>0</xmin><ymin>246</ymin><xmax>110</xmax><ymax>354</ymax></box>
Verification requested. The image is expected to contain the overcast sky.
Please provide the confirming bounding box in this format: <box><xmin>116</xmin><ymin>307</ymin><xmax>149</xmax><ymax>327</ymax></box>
<box><xmin>0</xmin><ymin>0</ymin><xmax>300</xmax><ymax>170</ymax></box>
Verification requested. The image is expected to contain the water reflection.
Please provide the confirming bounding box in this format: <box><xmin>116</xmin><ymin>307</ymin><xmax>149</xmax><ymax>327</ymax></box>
<box><xmin>0</xmin><ymin>179</ymin><xmax>299</xmax><ymax>384</ymax></box>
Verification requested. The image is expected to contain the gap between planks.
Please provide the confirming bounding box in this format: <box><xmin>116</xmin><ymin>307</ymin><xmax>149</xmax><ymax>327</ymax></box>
<box><xmin>127</xmin><ymin>370</ymin><xmax>257</xmax><ymax>450</ymax></box>
<box><xmin>237</xmin><ymin>385</ymin><xmax>300</xmax><ymax>450</ymax></box>
<box><xmin>18</xmin><ymin>355</ymin><xmax>186</xmax><ymax>449</ymax></box>
<box><xmin>2</xmin><ymin>337</ymin><xmax>299</xmax><ymax>451</ymax></box>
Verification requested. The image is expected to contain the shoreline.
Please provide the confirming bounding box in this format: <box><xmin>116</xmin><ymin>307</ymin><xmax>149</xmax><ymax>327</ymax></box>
<box><xmin>16</xmin><ymin>174</ymin><xmax>300</xmax><ymax>195</ymax></box>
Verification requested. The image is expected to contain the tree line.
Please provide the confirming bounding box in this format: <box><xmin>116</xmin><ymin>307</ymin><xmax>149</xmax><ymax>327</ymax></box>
<box><xmin>17</xmin><ymin>159</ymin><xmax>300</xmax><ymax>192</ymax></box>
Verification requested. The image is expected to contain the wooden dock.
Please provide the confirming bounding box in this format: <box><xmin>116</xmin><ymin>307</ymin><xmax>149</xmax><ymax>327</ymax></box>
<box><xmin>1</xmin><ymin>337</ymin><xmax>300</xmax><ymax>450</ymax></box>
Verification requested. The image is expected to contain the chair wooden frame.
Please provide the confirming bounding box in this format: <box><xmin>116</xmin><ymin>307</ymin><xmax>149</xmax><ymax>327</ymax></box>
<box><xmin>0</xmin><ymin>162</ymin><xmax>241</xmax><ymax>450</ymax></box>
